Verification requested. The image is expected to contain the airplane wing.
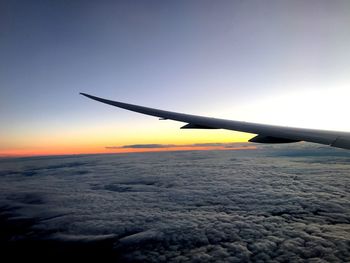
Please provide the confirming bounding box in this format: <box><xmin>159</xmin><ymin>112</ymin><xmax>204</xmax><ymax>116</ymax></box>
<box><xmin>80</xmin><ymin>93</ymin><xmax>350</xmax><ymax>150</ymax></box>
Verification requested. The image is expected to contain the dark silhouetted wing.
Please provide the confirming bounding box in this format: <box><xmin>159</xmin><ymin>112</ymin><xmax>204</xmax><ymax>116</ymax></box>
<box><xmin>80</xmin><ymin>93</ymin><xmax>350</xmax><ymax>150</ymax></box>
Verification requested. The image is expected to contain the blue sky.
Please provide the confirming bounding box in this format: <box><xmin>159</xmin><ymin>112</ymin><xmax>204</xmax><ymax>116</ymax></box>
<box><xmin>1</xmin><ymin>0</ymin><xmax>350</xmax><ymax>155</ymax></box>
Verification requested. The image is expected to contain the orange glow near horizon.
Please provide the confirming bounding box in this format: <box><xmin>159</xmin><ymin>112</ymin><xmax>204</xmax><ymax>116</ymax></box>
<box><xmin>0</xmin><ymin>145</ymin><xmax>257</xmax><ymax>158</ymax></box>
<box><xmin>1</xmin><ymin>126</ymin><xmax>254</xmax><ymax>157</ymax></box>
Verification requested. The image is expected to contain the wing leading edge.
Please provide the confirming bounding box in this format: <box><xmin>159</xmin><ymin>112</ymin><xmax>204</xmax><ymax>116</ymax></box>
<box><xmin>80</xmin><ymin>93</ymin><xmax>350</xmax><ymax>150</ymax></box>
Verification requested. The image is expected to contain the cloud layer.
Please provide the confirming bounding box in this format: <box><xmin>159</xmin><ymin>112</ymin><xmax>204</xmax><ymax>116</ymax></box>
<box><xmin>0</xmin><ymin>144</ymin><xmax>349</xmax><ymax>261</ymax></box>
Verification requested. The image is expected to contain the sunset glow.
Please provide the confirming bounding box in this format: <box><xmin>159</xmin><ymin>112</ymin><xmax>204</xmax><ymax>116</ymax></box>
<box><xmin>0</xmin><ymin>128</ymin><xmax>255</xmax><ymax>157</ymax></box>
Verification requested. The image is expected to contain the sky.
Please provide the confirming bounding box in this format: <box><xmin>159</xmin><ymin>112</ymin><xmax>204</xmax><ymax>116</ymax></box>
<box><xmin>1</xmin><ymin>0</ymin><xmax>350</xmax><ymax>156</ymax></box>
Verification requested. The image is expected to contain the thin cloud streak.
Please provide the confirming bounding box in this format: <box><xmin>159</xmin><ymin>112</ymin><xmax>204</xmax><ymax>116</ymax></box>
<box><xmin>105</xmin><ymin>143</ymin><xmax>257</xmax><ymax>152</ymax></box>
<box><xmin>107</xmin><ymin>142</ymin><xmax>253</xmax><ymax>149</ymax></box>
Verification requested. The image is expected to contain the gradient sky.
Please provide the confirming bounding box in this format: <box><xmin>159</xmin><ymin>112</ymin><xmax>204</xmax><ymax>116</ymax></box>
<box><xmin>1</xmin><ymin>0</ymin><xmax>350</xmax><ymax>156</ymax></box>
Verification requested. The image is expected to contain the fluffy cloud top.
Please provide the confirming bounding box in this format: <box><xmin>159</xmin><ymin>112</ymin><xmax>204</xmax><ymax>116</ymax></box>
<box><xmin>0</xmin><ymin>144</ymin><xmax>349</xmax><ymax>261</ymax></box>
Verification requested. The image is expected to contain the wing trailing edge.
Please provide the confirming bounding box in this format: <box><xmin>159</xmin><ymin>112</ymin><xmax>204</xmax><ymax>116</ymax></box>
<box><xmin>180</xmin><ymin>123</ymin><xmax>218</xmax><ymax>129</ymax></box>
<box><xmin>249</xmin><ymin>135</ymin><xmax>301</xmax><ymax>144</ymax></box>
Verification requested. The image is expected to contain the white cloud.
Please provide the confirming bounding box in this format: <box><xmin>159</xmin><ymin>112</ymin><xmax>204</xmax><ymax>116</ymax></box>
<box><xmin>0</xmin><ymin>146</ymin><xmax>349</xmax><ymax>261</ymax></box>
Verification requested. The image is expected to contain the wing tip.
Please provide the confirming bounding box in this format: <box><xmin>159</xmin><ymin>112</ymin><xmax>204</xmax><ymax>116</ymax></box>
<box><xmin>80</xmin><ymin>92</ymin><xmax>99</xmax><ymax>101</ymax></box>
<box><xmin>80</xmin><ymin>92</ymin><xmax>90</xmax><ymax>97</ymax></box>
<box><xmin>80</xmin><ymin>92</ymin><xmax>120</xmax><ymax>106</ymax></box>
